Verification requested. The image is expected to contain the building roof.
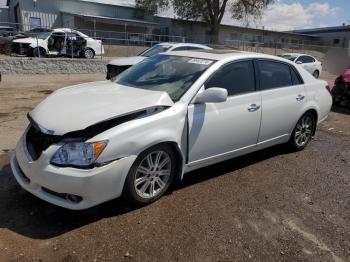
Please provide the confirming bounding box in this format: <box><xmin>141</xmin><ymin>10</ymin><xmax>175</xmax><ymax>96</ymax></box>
<box><xmin>290</xmin><ymin>25</ymin><xmax>350</xmax><ymax>35</ymax></box>
<box><xmin>62</xmin><ymin>11</ymin><xmax>159</xmax><ymax>26</ymax></box>
<box><xmin>78</xmin><ymin>0</ymin><xmax>135</xmax><ymax>8</ymax></box>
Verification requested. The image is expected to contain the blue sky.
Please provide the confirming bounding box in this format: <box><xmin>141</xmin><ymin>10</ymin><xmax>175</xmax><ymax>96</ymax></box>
<box><xmin>222</xmin><ymin>0</ymin><xmax>350</xmax><ymax>31</ymax></box>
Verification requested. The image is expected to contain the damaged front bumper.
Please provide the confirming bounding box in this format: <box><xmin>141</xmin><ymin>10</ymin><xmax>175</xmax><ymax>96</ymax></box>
<box><xmin>11</xmin><ymin>133</ymin><xmax>137</xmax><ymax>210</ymax></box>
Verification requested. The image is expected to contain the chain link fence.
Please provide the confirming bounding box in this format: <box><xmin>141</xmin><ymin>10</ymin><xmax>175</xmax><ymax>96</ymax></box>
<box><xmin>1</xmin><ymin>22</ymin><xmax>349</xmax><ymax>74</ymax></box>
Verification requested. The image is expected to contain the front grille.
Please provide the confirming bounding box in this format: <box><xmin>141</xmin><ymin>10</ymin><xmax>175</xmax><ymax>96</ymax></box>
<box><xmin>41</xmin><ymin>187</ymin><xmax>67</xmax><ymax>200</ymax></box>
<box><xmin>42</xmin><ymin>187</ymin><xmax>83</xmax><ymax>203</ymax></box>
<box><xmin>106</xmin><ymin>64</ymin><xmax>130</xmax><ymax>79</ymax></box>
<box><xmin>26</xmin><ymin>125</ymin><xmax>61</xmax><ymax>160</ymax></box>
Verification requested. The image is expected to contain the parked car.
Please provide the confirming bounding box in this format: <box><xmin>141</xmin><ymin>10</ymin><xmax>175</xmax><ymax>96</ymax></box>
<box><xmin>0</xmin><ymin>26</ymin><xmax>18</xmax><ymax>37</ymax></box>
<box><xmin>0</xmin><ymin>26</ymin><xmax>18</xmax><ymax>54</ymax></box>
<box><xmin>278</xmin><ymin>53</ymin><xmax>322</xmax><ymax>78</ymax></box>
<box><xmin>12</xmin><ymin>28</ymin><xmax>104</xmax><ymax>58</ymax></box>
<box><xmin>106</xmin><ymin>42</ymin><xmax>211</xmax><ymax>79</ymax></box>
<box><xmin>332</xmin><ymin>65</ymin><xmax>350</xmax><ymax>107</ymax></box>
<box><xmin>11</xmin><ymin>50</ymin><xmax>332</xmax><ymax>210</ymax></box>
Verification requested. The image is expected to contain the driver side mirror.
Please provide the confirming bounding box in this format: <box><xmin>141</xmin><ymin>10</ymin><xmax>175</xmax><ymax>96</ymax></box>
<box><xmin>296</xmin><ymin>61</ymin><xmax>303</xmax><ymax>64</ymax></box>
<box><xmin>194</xmin><ymin>88</ymin><xmax>228</xmax><ymax>104</ymax></box>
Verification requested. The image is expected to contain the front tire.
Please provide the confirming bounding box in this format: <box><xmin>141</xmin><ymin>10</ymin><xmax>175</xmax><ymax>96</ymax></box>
<box><xmin>288</xmin><ymin>112</ymin><xmax>315</xmax><ymax>151</ymax></box>
<box><xmin>32</xmin><ymin>47</ymin><xmax>45</xmax><ymax>57</ymax></box>
<box><xmin>81</xmin><ymin>48</ymin><xmax>95</xmax><ymax>59</ymax></box>
<box><xmin>123</xmin><ymin>144</ymin><xmax>176</xmax><ymax>205</ymax></box>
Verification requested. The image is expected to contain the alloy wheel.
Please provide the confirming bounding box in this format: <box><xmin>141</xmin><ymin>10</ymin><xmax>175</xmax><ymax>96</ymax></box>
<box><xmin>134</xmin><ymin>150</ymin><xmax>172</xmax><ymax>199</ymax></box>
<box><xmin>84</xmin><ymin>49</ymin><xmax>94</xmax><ymax>59</ymax></box>
<box><xmin>294</xmin><ymin>115</ymin><xmax>313</xmax><ymax>147</ymax></box>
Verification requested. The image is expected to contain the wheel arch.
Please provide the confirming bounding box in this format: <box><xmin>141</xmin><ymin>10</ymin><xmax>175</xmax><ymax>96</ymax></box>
<box><xmin>85</xmin><ymin>47</ymin><xmax>95</xmax><ymax>54</ymax></box>
<box><xmin>30</xmin><ymin>46</ymin><xmax>46</xmax><ymax>56</ymax></box>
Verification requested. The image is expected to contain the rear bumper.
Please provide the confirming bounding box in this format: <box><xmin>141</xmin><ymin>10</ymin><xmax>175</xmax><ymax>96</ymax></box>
<box><xmin>11</xmin><ymin>134</ymin><xmax>136</xmax><ymax>210</ymax></box>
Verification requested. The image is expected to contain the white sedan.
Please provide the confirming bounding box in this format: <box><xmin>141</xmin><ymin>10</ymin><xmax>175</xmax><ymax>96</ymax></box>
<box><xmin>106</xmin><ymin>42</ymin><xmax>211</xmax><ymax>79</ymax></box>
<box><xmin>12</xmin><ymin>28</ymin><xmax>104</xmax><ymax>59</ymax></box>
<box><xmin>278</xmin><ymin>53</ymin><xmax>322</xmax><ymax>78</ymax></box>
<box><xmin>11</xmin><ymin>50</ymin><xmax>332</xmax><ymax>209</ymax></box>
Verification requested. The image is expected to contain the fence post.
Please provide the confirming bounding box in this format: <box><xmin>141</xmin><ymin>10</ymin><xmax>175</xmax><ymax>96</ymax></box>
<box><xmin>275</xmin><ymin>42</ymin><xmax>277</xmax><ymax>55</ymax></box>
<box><xmin>71</xmin><ymin>29</ymin><xmax>74</xmax><ymax>59</ymax></box>
<box><xmin>36</xmin><ymin>35</ymin><xmax>40</xmax><ymax>58</ymax></box>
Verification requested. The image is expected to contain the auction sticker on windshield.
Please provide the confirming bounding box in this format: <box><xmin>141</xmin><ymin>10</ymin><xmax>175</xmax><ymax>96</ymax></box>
<box><xmin>188</xmin><ymin>58</ymin><xmax>213</xmax><ymax>65</ymax></box>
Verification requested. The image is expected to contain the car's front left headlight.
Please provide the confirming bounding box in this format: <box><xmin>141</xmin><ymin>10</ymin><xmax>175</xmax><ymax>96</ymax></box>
<box><xmin>51</xmin><ymin>141</ymin><xmax>107</xmax><ymax>168</ymax></box>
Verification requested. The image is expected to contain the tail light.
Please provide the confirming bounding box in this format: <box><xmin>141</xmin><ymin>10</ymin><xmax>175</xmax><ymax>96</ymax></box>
<box><xmin>325</xmin><ymin>85</ymin><xmax>332</xmax><ymax>94</ymax></box>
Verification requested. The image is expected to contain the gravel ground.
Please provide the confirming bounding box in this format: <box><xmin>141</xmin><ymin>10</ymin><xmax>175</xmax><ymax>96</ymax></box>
<box><xmin>0</xmin><ymin>73</ymin><xmax>349</xmax><ymax>262</ymax></box>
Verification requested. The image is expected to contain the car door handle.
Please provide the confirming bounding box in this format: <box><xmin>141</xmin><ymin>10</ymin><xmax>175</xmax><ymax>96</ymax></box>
<box><xmin>296</xmin><ymin>94</ymin><xmax>305</xmax><ymax>101</ymax></box>
<box><xmin>247</xmin><ymin>104</ymin><xmax>261</xmax><ymax>112</ymax></box>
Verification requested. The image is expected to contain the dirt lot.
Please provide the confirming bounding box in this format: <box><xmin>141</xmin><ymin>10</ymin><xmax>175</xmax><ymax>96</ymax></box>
<box><xmin>0</xmin><ymin>73</ymin><xmax>349</xmax><ymax>262</ymax></box>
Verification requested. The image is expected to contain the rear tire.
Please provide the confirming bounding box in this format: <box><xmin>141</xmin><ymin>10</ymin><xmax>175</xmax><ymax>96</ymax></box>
<box><xmin>288</xmin><ymin>112</ymin><xmax>315</xmax><ymax>151</ymax></box>
<box><xmin>312</xmin><ymin>70</ymin><xmax>319</xmax><ymax>78</ymax></box>
<box><xmin>123</xmin><ymin>144</ymin><xmax>176</xmax><ymax>206</ymax></box>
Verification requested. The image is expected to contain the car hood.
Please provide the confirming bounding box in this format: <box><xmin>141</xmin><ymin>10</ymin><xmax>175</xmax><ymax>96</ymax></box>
<box><xmin>29</xmin><ymin>81</ymin><xmax>174</xmax><ymax>136</ymax></box>
<box><xmin>13</xmin><ymin>37</ymin><xmax>41</xmax><ymax>44</ymax></box>
<box><xmin>108</xmin><ymin>56</ymin><xmax>146</xmax><ymax>66</ymax></box>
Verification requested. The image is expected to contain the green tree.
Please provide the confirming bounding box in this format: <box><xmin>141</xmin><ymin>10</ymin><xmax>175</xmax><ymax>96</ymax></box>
<box><xmin>136</xmin><ymin>0</ymin><xmax>273</xmax><ymax>43</ymax></box>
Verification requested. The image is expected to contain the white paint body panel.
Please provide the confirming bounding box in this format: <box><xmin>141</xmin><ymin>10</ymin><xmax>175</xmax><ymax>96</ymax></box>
<box><xmin>30</xmin><ymin>81</ymin><xmax>174</xmax><ymax>135</ymax></box>
<box><xmin>188</xmin><ymin>91</ymin><xmax>261</xmax><ymax>165</ymax></box>
<box><xmin>12</xmin><ymin>51</ymin><xmax>332</xmax><ymax>209</ymax></box>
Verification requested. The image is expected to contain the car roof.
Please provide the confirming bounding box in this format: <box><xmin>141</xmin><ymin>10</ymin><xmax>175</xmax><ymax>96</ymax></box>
<box><xmin>53</xmin><ymin>28</ymin><xmax>80</xmax><ymax>33</ymax></box>
<box><xmin>165</xmin><ymin>49</ymin><xmax>293</xmax><ymax>63</ymax></box>
<box><xmin>158</xmin><ymin>42</ymin><xmax>211</xmax><ymax>49</ymax></box>
<box><xmin>280</xmin><ymin>53</ymin><xmax>314</xmax><ymax>57</ymax></box>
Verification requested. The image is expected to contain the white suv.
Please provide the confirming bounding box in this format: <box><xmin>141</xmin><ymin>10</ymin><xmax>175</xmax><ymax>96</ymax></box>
<box><xmin>278</xmin><ymin>53</ymin><xmax>322</xmax><ymax>78</ymax></box>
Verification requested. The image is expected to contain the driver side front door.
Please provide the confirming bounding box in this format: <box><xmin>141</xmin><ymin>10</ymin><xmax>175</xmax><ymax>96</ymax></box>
<box><xmin>187</xmin><ymin>60</ymin><xmax>262</xmax><ymax>167</ymax></box>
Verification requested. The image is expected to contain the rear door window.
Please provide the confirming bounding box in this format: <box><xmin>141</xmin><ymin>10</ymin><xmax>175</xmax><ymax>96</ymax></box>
<box><xmin>257</xmin><ymin>60</ymin><xmax>293</xmax><ymax>90</ymax></box>
<box><xmin>186</xmin><ymin>46</ymin><xmax>206</xmax><ymax>50</ymax></box>
<box><xmin>205</xmin><ymin>60</ymin><xmax>256</xmax><ymax>96</ymax></box>
<box><xmin>172</xmin><ymin>46</ymin><xmax>188</xmax><ymax>51</ymax></box>
<box><xmin>297</xmin><ymin>56</ymin><xmax>315</xmax><ymax>63</ymax></box>
<box><xmin>290</xmin><ymin>67</ymin><xmax>303</xmax><ymax>85</ymax></box>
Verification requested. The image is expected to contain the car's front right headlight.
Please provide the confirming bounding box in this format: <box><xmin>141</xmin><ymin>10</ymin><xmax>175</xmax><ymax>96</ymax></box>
<box><xmin>50</xmin><ymin>141</ymin><xmax>107</xmax><ymax>168</ymax></box>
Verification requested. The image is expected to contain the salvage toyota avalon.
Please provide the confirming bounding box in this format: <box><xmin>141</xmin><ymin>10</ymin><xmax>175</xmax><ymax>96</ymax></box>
<box><xmin>11</xmin><ymin>50</ymin><xmax>332</xmax><ymax>209</ymax></box>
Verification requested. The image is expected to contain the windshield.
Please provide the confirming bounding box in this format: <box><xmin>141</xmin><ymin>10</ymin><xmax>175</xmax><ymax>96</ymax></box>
<box><xmin>116</xmin><ymin>55</ymin><xmax>214</xmax><ymax>101</ymax></box>
<box><xmin>140</xmin><ymin>44</ymin><xmax>172</xmax><ymax>57</ymax></box>
<box><xmin>278</xmin><ymin>54</ymin><xmax>297</xmax><ymax>61</ymax></box>
<box><xmin>36</xmin><ymin>32</ymin><xmax>52</xmax><ymax>39</ymax></box>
